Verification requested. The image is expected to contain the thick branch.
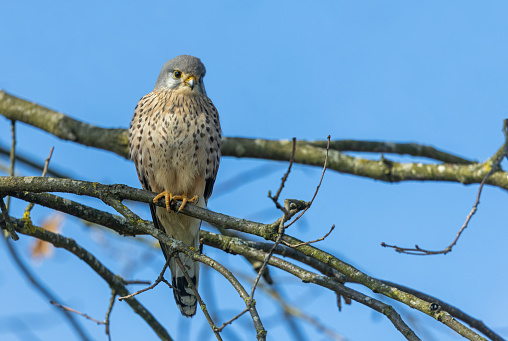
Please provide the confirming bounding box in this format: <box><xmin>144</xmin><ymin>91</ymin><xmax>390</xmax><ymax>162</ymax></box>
<box><xmin>1</xmin><ymin>216</ymin><xmax>172</xmax><ymax>341</ymax></box>
<box><xmin>2</xmin><ymin>90</ymin><xmax>505</xmax><ymax>189</ymax></box>
<box><xmin>2</xmin><ymin>232</ymin><xmax>90</xmax><ymax>340</ymax></box>
<box><xmin>0</xmin><ymin>90</ymin><xmax>129</xmax><ymax>157</ymax></box>
<box><xmin>0</xmin><ymin>176</ymin><xmax>489</xmax><ymax>340</ymax></box>
<box><xmin>9</xmin><ymin>190</ymin><xmax>142</xmax><ymax>236</ymax></box>
<box><xmin>8</xmin><ymin>182</ymin><xmax>499</xmax><ymax>340</ymax></box>
<box><xmin>310</xmin><ymin>139</ymin><xmax>474</xmax><ymax>164</ymax></box>
<box><xmin>201</xmin><ymin>231</ymin><xmax>421</xmax><ymax>340</ymax></box>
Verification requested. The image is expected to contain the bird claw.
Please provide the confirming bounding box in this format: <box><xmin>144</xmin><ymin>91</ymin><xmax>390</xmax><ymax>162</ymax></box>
<box><xmin>153</xmin><ymin>191</ymin><xmax>198</xmax><ymax>212</ymax></box>
<box><xmin>173</xmin><ymin>194</ymin><xmax>198</xmax><ymax>214</ymax></box>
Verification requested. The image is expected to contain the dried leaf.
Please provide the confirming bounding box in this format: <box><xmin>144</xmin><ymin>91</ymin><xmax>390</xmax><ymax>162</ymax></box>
<box><xmin>30</xmin><ymin>213</ymin><xmax>64</xmax><ymax>260</ymax></box>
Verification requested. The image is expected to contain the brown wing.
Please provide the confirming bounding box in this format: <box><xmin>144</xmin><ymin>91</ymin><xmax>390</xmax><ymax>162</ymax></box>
<box><xmin>203</xmin><ymin>98</ymin><xmax>222</xmax><ymax>203</ymax></box>
<box><xmin>129</xmin><ymin>94</ymin><xmax>172</xmax><ymax>260</ymax></box>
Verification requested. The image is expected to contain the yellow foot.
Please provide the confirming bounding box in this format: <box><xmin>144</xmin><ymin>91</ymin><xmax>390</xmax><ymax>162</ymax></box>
<box><xmin>153</xmin><ymin>191</ymin><xmax>198</xmax><ymax>212</ymax></box>
<box><xmin>172</xmin><ymin>193</ymin><xmax>198</xmax><ymax>213</ymax></box>
<box><xmin>153</xmin><ymin>190</ymin><xmax>174</xmax><ymax>211</ymax></box>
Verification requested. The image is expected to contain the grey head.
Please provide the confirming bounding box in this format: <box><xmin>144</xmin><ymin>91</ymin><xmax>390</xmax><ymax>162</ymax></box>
<box><xmin>154</xmin><ymin>55</ymin><xmax>207</xmax><ymax>95</ymax></box>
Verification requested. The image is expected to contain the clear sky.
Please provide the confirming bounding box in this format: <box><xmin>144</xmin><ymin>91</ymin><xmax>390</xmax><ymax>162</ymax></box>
<box><xmin>1</xmin><ymin>1</ymin><xmax>508</xmax><ymax>340</ymax></box>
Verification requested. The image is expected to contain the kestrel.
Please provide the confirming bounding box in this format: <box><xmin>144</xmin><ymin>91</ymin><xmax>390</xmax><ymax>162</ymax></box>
<box><xmin>128</xmin><ymin>55</ymin><xmax>221</xmax><ymax>317</ymax></box>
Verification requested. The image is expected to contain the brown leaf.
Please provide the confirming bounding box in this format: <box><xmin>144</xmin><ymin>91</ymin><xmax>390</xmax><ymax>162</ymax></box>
<box><xmin>30</xmin><ymin>213</ymin><xmax>64</xmax><ymax>260</ymax></box>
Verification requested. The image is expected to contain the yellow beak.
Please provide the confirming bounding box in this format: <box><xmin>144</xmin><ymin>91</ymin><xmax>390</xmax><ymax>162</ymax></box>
<box><xmin>185</xmin><ymin>77</ymin><xmax>196</xmax><ymax>90</ymax></box>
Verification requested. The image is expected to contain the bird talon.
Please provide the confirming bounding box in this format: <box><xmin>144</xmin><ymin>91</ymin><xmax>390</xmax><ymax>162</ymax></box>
<box><xmin>155</xmin><ymin>192</ymin><xmax>198</xmax><ymax>213</ymax></box>
<box><xmin>172</xmin><ymin>193</ymin><xmax>198</xmax><ymax>213</ymax></box>
<box><xmin>153</xmin><ymin>190</ymin><xmax>174</xmax><ymax>211</ymax></box>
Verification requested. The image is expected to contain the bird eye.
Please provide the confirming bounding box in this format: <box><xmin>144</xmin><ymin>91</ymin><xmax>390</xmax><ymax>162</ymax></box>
<box><xmin>173</xmin><ymin>71</ymin><xmax>182</xmax><ymax>79</ymax></box>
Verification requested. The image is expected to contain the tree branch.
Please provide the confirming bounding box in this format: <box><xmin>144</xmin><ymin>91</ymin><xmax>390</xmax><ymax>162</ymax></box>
<box><xmin>2</xmin><ymin>90</ymin><xmax>506</xmax><ymax>190</ymax></box>
<box><xmin>0</xmin><ymin>90</ymin><xmax>129</xmax><ymax>157</ymax></box>
<box><xmin>5</xmin><ymin>183</ymin><xmax>498</xmax><ymax>340</ymax></box>
<box><xmin>0</xmin><ymin>176</ymin><xmax>493</xmax><ymax>340</ymax></box>
<box><xmin>0</xmin><ymin>215</ymin><xmax>173</xmax><ymax>341</ymax></box>
<box><xmin>310</xmin><ymin>139</ymin><xmax>474</xmax><ymax>164</ymax></box>
<box><xmin>1</xmin><ymin>232</ymin><xmax>90</xmax><ymax>340</ymax></box>
<box><xmin>203</xmin><ymin>231</ymin><xmax>421</xmax><ymax>341</ymax></box>
<box><xmin>0</xmin><ymin>143</ymin><xmax>68</xmax><ymax>178</ymax></box>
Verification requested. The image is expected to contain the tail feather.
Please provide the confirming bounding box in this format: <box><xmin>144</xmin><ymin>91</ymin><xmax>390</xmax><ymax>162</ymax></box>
<box><xmin>170</xmin><ymin>254</ymin><xmax>200</xmax><ymax>317</ymax></box>
<box><xmin>149</xmin><ymin>200</ymin><xmax>202</xmax><ymax>317</ymax></box>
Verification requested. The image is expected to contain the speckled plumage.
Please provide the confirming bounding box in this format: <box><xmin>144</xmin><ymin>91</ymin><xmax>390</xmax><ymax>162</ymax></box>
<box><xmin>128</xmin><ymin>55</ymin><xmax>221</xmax><ymax>317</ymax></box>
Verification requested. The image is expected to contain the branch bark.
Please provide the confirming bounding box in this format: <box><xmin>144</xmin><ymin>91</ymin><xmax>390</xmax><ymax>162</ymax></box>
<box><xmin>0</xmin><ymin>176</ymin><xmax>493</xmax><ymax>341</ymax></box>
<box><xmin>0</xmin><ymin>215</ymin><xmax>173</xmax><ymax>341</ymax></box>
<box><xmin>2</xmin><ymin>90</ymin><xmax>506</xmax><ymax>189</ymax></box>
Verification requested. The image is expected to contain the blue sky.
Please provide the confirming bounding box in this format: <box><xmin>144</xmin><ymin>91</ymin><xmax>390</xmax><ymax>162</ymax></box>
<box><xmin>1</xmin><ymin>1</ymin><xmax>508</xmax><ymax>340</ymax></box>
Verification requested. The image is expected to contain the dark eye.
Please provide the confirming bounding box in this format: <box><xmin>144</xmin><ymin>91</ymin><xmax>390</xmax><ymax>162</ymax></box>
<box><xmin>173</xmin><ymin>71</ymin><xmax>182</xmax><ymax>79</ymax></box>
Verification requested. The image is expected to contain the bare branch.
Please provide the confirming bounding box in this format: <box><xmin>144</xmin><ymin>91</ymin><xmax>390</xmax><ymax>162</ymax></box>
<box><xmin>310</xmin><ymin>139</ymin><xmax>474</xmax><ymax>164</ymax></box>
<box><xmin>382</xmin><ymin>121</ymin><xmax>508</xmax><ymax>255</ymax></box>
<box><xmin>204</xmin><ymin>231</ymin><xmax>421</xmax><ymax>341</ymax></box>
<box><xmin>284</xmin><ymin>134</ymin><xmax>330</xmax><ymax>230</ymax></box>
<box><xmin>2</xmin><ymin>90</ymin><xmax>506</xmax><ymax>190</ymax></box>
<box><xmin>1</xmin><ymin>196</ymin><xmax>19</xmax><ymax>240</ymax></box>
<box><xmin>286</xmin><ymin>224</ymin><xmax>335</xmax><ymax>248</ymax></box>
<box><xmin>268</xmin><ymin>137</ymin><xmax>296</xmax><ymax>210</ymax></box>
<box><xmin>215</xmin><ymin>307</ymin><xmax>250</xmax><ymax>333</ymax></box>
<box><xmin>2</xmin><ymin>215</ymin><xmax>173</xmax><ymax>341</ymax></box>
<box><xmin>101</xmin><ymin>195</ymin><xmax>266</xmax><ymax>340</ymax></box>
<box><xmin>0</xmin><ymin>143</ymin><xmax>68</xmax><ymax>178</ymax></box>
<box><xmin>1</xmin><ymin>226</ymin><xmax>89</xmax><ymax>340</ymax></box>
<box><xmin>24</xmin><ymin>146</ymin><xmax>54</xmax><ymax>218</ymax></box>
<box><xmin>378</xmin><ymin>280</ymin><xmax>505</xmax><ymax>341</ymax></box>
<box><xmin>6</xmin><ymin>119</ymin><xmax>16</xmax><ymax>212</ymax></box>
<box><xmin>174</xmin><ymin>255</ymin><xmax>222</xmax><ymax>341</ymax></box>
<box><xmin>105</xmin><ymin>291</ymin><xmax>116</xmax><ymax>341</ymax></box>
<box><xmin>0</xmin><ymin>177</ymin><xmax>496</xmax><ymax>340</ymax></box>
<box><xmin>50</xmin><ymin>301</ymin><xmax>105</xmax><ymax>325</ymax></box>
<box><xmin>123</xmin><ymin>279</ymin><xmax>152</xmax><ymax>285</ymax></box>
<box><xmin>119</xmin><ymin>259</ymin><xmax>172</xmax><ymax>301</ymax></box>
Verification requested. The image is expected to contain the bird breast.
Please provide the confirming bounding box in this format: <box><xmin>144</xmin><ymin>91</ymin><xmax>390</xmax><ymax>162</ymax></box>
<box><xmin>130</xmin><ymin>91</ymin><xmax>220</xmax><ymax>197</ymax></box>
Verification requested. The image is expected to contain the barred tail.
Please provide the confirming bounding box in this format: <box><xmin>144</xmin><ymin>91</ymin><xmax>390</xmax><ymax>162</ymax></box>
<box><xmin>169</xmin><ymin>242</ymin><xmax>200</xmax><ymax>317</ymax></box>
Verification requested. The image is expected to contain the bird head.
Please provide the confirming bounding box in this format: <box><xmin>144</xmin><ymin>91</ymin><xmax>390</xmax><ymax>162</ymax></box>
<box><xmin>154</xmin><ymin>55</ymin><xmax>207</xmax><ymax>96</ymax></box>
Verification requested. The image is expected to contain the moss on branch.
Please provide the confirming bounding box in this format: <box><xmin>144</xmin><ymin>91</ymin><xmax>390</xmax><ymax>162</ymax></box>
<box><xmin>2</xmin><ymin>90</ymin><xmax>505</xmax><ymax>189</ymax></box>
<box><xmin>2</xmin><ymin>216</ymin><xmax>172</xmax><ymax>341</ymax></box>
<box><xmin>0</xmin><ymin>176</ymin><xmax>490</xmax><ymax>341</ymax></box>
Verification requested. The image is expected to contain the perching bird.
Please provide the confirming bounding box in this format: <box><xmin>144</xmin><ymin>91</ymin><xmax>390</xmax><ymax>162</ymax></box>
<box><xmin>128</xmin><ymin>55</ymin><xmax>221</xmax><ymax>317</ymax></box>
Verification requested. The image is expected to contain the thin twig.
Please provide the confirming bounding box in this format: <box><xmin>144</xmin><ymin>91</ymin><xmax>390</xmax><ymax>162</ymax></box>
<box><xmin>24</xmin><ymin>147</ymin><xmax>54</xmax><ymax>216</ymax></box>
<box><xmin>252</xmin><ymin>277</ymin><xmax>345</xmax><ymax>341</ymax></box>
<box><xmin>1</xmin><ymin>197</ymin><xmax>19</xmax><ymax>240</ymax></box>
<box><xmin>208</xmin><ymin>231</ymin><xmax>421</xmax><ymax>341</ymax></box>
<box><xmin>5</xmin><ymin>216</ymin><xmax>173</xmax><ymax>341</ymax></box>
<box><xmin>174</xmin><ymin>255</ymin><xmax>222</xmax><ymax>341</ymax></box>
<box><xmin>286</xmin><ymin>225</ymin><xmax>335</xmax><ymax>248</ymax></box>
<box><xmin>50</xmin><ymin>301</ymin><xmax>105</xmax><ymax>325</ymax></box>
<box><xmin>103</xmin><ymin>195</ymin><xmax>265</xmax><ymax>339</ymax></box>
<box><xmin>215</xmin><ymin>307</ymin><xmax>250</xmax><ymax>332</ymax></box>
<box><xmin>0</xmin><ymin>144</ymin><xmax>67</xmax><ymax>178</ymax></box>
<box><xmin>268</xmin><ymin>137</ymin><xmax>297</xmax><ymax>211</ymax></box>
<box><xmin>105</xmin><ymin>290</ymin><xmax>116</xmax><ymax>341</ymax></box>
<box><xmin>123</xmin><ymin>279</ymin><xmax>151</xmax><ymax>285</ymax></box>
<box><xmin>119</xmin><ymin>258</ymin><xmax>172</xmax><ymax>301</ymax></box>
<box><xmin>258</xmin><ymin>135</ymin><xmax>330</xmax><ymax>299</ymax></box>
<box><xmin>283</xmin><ymin>135</ymin><xmax>331</xmax><ymax>229</ymax></box>
<box><xmin>6</xmin><ymin>119</ymin><xmax>16</xmax><ymax>212</ymax></box>
<box><xmin>6</xmin><ymin>175</ymin><xmax>494</xmax><ymax>340</ymax></box>
<box><xmin>382</xmin><ymin>121</ymin><xmax>508</xmax><ymax>255</ymax></box>
<box><xmin>0</xmin><ymin>231</ymin><xmax>89</xmax><ymax>340</ymax></box>
<box><xmin>242</xmin><ymin>138</ymin><xmax>299</xmax><ymax>316</ymax></box>
<box><xmin>249</xmin><ymin>214</ymin><xmax>286</xmax><ymax>303</ymax></box>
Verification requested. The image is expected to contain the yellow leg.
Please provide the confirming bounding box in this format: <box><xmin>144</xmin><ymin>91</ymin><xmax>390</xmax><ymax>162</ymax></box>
<box><xmin>171</xmin><ymin>193</ymin><xmax>198</xmax><ymax>212</ymax></box>
<box><xmin>153</xmin><ymin>191</ymin><xmax>198</xmax><ymax>212</ymax></box>
<box><xmin>153</xmin><ymin>190</ymin><xmax>175</xmax><ymax>211</ymax></box>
